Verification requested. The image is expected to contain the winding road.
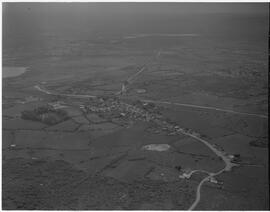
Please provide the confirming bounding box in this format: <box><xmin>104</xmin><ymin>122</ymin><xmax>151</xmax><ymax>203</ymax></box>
<box><xmin>178</xmin><ymin>129</ymin><xmax>237</xmax><ymax>210</ymax></box>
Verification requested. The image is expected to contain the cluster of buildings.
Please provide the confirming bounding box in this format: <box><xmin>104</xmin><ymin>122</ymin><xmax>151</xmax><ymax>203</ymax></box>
<box><xmin>84</xmin><ymin>98</ymin><xmax>158</xmax><ymax>123</ymax></box>
<box><xmin>178</xmin><ymin>169</ymin><xmax>223</xmax><ymax>186</ymax></box>
<box><xmin>79</xmin><ymin>97</ymin><xmax>211</xmax><ymax>141</ymax></box>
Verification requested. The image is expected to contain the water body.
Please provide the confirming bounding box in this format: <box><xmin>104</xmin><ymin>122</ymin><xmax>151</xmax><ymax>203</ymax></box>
<box><xmin>2</xmin><ymin>67</ymin><xmax>28</xmax><ymax>78</ymax></box>
<box><xmin>123</xmin><ymin>34</ymin><xmax>199</xmax><ymax>39</ymax></box>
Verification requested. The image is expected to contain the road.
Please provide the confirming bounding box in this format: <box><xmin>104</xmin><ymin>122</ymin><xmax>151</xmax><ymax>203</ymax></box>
<box><xmin>178</xmin><ymin>130</ymin><xmax>236</xmax><ymax>210</ymax></box>
<box><xmin>126</xmin><ymin>66</ymin><xmax>146</xmax><ymax>84</ymax></box>
<box><xmin>35</xmin><ymin>85</ymin><xmax>268</xmax><ymax>120</ymax></box>
<box><xmin>141</xmin><ymin>99</ymin><xmax>268</xmax><ymax>119</ymax></box>
<box><xmin>34</xmin><ymin>85</ymin><xmax>52</xmax><ymax>95</ymax></box>
<box><xmin>118</xmin><ymin>50</ymin><xmax>162</xmax><ymax>95</ymax></box>
<box><xmin>188</xmin><ymin>174</ymin><xmax>213</xmax><ymax>210</ymax></box>
<box><xmin>188</xmin><ymin>166</ymin><xmax>228</xmax><ymax>210</ymax></box>
<box><xmin>180</xmin><ymin>169</ymin><xmax>210</xmax><ymax>178</ymax></box>
<box><xmin>116</xmin><ymin>66</ymin><xmax>146</xmax><ymax>95</ymax></box>
<box><xmin>34</xmin><ymin>85</ymin><xmax>96</xmax><ymax>98</ymax></box>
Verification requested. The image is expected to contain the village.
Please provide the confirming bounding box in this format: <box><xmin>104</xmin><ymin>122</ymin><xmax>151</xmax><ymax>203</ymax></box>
<box><xmin>18</xmin><ymin>93</ymin><xmax>243</xmax><ymax>189</ymax></box>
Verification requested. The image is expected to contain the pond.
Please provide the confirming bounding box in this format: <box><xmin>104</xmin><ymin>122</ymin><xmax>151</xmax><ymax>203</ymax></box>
<box><xmin>2</xmin><ymin>67</ymin><xmax>29</xmax><ymax>78</ymax></box>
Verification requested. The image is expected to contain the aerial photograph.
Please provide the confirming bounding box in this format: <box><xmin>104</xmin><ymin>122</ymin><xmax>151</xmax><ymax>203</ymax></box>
<box><xmin>2</xmin><ymin>2</ymin><xmax>269</xmax><ymax>210</ymax></box>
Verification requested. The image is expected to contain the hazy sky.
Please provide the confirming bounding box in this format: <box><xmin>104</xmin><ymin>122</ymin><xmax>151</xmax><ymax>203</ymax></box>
<box><xmin>3</xmin><ymin>3</ymin><xmax>268</xmax><ymax>64</ymax></box>
<box><xmin>3</xmin><ymin>2</ymin><xmax>269</xmax><ymax>47</ymax></box>
<box><xmin>3</xmin><ymin>3</ymin><xmax>269</xmax><ymax>16</ymax></box>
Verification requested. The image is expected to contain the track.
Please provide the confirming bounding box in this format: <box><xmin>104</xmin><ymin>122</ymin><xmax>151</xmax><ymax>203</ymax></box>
<box><xmin>126</xmin><ymin>66</ymin><xmax>146</xmax><ymax>84</ymax></box>
<box><xmin>141</xmin><ymin>99</ymin><xmax>268</xmax><ymax>119</ymax></box>
<box><xmin>34</xmin><ymin>85</ymin><xmax>96</xmax><ymax>98</ymax></box>
<box><xmin>116</xmin><ymin>66</ymin><xmax>146</xmax><ymax>95</ymax></box>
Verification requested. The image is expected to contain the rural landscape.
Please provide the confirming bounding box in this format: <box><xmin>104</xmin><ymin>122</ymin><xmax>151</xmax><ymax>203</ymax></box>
<box><xmin>2</xmin><ymin>3</ymin><xmax>269</xmax><ymax>210</ymax></box>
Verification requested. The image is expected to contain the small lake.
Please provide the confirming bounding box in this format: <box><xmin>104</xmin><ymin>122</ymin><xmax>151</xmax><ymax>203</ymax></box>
<box><xmin>2</xmin><ymin>67</ymin><xmax>29</xmax><ymax>78</ymax></box>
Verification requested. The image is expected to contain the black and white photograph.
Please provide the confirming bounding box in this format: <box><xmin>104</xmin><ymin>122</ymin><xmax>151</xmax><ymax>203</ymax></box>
<box><xmin>1</xmin><ymin>1</ymin><xmax>269</xmax><ymax>210</ymax></box>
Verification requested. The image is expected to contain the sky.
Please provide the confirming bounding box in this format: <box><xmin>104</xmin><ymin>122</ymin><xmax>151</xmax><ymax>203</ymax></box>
<box><xmin>3</xmin><ymin>3</ymin><xmax>269</xmax><ymax>16</ymax></box>
<box><xmin>2</xmin><ymin>3</ymin><xmax>269</xmax><ymax>67</ymax></box>
<box><xmin>3</xmin><ymin>3</ymin><xmax>269</xmax><ymax>48</ymax></box>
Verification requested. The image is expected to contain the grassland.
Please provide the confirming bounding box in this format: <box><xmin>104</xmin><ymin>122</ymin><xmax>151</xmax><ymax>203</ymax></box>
<box><xmin>2</xmin><ymin>30</ymin><xmax>268</xmax><ymax>210</ymax></box>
